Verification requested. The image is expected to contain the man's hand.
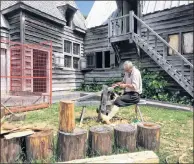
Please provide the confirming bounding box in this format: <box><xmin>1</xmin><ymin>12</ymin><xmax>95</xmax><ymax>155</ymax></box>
<box><xmin>112</xmin><ymin>82</ymin><xmax>122</xmax><ymax>88</ymax></box>
<box><xmin>119</xmin><ymin>84</ymin><xmax>127</xmax><ymax>89</ymax></box>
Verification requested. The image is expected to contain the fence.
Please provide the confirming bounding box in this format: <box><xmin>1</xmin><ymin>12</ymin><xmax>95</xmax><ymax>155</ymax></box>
<box><xmin>0</xmin><ymin>39</ymin><xmax>52</xmax><ymax>108</ymax></box>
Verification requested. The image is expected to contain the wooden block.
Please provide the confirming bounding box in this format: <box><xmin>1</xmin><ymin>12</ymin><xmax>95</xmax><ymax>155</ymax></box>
<box><xmin>137</xmin><ymin>122</ymin><xmax>161</xmax><ymax>151</ymax></box>
<box><xmin>26</xmin><ymin>130</ymin><xmax>54</xmax><ymax>162</ymax></box>
<box><xmin>0</xmin><ymin>137</ymin><xmax>23</xmax><ymax>163</ymax></box>
<box><xmin>57</xmin><ymin>128</ymin><xmax>87</xmax><ymax>162</ymax></box>
<box><xmin>88</xmin><ymin>125</ymin><xmax>113</xmax><ymax>156</ymax></box>
<box><xmin>59</xmin><ymin>101</ymin><xmax>75</xmax><ymax>133</ymax></box>
<box><xmin>59</xmin><ymin>151</ymin><xmax>159</xmax><ymax>163</ymax></box>
<box><xmin>114</xmin><ymin>124</ymin><xmax>136</xmax><ymax>152</ymax></box>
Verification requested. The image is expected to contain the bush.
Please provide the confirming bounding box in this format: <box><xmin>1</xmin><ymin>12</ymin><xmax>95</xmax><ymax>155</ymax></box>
<box><xmin>76</xmin><ymin>69</ymin><xmax>193</xmax><ymax>105</ymax></box>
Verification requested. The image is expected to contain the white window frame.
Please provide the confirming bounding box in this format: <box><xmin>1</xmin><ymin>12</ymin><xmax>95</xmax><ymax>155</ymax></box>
<box><xmin>63</xmin><ymin>39</ymin><xmax>81</xmax><ymax>70</ymax></box>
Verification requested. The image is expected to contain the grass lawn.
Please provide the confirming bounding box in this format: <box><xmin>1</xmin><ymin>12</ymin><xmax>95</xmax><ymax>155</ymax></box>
<box><xmin>14</xmin><ymin>104</ymin><xmax>193</xmax><ymax>163</ymax></box>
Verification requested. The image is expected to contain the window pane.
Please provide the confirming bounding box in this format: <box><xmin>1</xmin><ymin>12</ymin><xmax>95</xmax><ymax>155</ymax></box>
<box><xmin>183</xmin><ymin>32</ymin><xmax>193</xmax><ymax>54</ymax></box>
<box><xmin>104</xmin><ymin>51</ymin><xmax>110</xmax><ymax>68</ymax></box>
<box><xmin>73</xmin><ymin>43</ymin><xmax>80</xmax><ymax>55</ymax></box>
<box><xmin>73</xmin><ymin>57</ymin><xmax>79</xmax><ymax>69</ymax></box>
<box><xmin>168</xmin><ymin>34</ymin><xmax>179</xmax><ymax>55</ymax></box>
<box><xmin>96</xmin><ymin>52</ymin><xmax>103</xmax><ymax>68</ymax></box>
<box><xmin>64</xmin><ymin>40</ymin><xmax>71</xmax><ymax>53</ymax></box>
<box><xmin>64</xmin><ymin>55</ymin><xmax>71</xmax><ymax>68</ymax></box>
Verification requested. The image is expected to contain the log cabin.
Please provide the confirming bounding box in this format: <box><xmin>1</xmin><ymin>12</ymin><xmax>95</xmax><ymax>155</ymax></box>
<box><xmin>0</xmin><ymin>1</ymin><xmax>86</xmax><ymax>99</ymax></box>
<box><xmin>0</xmin><ymin>0</ymin><xmax>193</xmax><ymax>101</ymax></box>
<box><xmin>84</xmin><ymin>0</ymin><xmax>194</xmax><ymax>98</ymax></box>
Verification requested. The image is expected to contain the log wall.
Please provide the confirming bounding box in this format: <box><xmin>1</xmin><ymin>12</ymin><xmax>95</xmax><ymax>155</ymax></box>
<box><xmin>4</xmin><ymin>10</ymin><xmax>85</xmax><ymax>93</ymax></box>
<box><xmin>84</xmin><ymin>4</ymin><xmax>194</xmax><ymax>94</ymax></box>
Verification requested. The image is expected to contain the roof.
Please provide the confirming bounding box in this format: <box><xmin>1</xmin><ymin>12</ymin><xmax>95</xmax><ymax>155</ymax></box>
<box><xmin>86</xmin><ymin>0</ymin><xmax>194</xmax><ymax>28</ymax></box>
<box><xmin>0</xmin><ymin>1</ymin><xmax>86</xmax><ymax>30</ymax></box>
<box><xmin>86</xmin><ymin>1</ymin><xmax>118</xmax><ymax>29</ymax></box>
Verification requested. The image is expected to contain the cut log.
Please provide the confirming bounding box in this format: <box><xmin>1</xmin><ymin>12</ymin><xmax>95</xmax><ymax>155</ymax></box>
<box><xmin>88</xmin><ymin>125</ymin><xmax>113</xmax><ymax>156</ymax></box>
<box><xmin>137</xmin><ymin>122</ymin><xmax>161</xmax><ymax>151</ymax></box>
<box><xmin>114</xmin><ymin>124</ymin><xmax>136</xmax><ymax>152</ymax></box>
<box><xmin>0</xmin><ymin>136</ymin><xmax>23</xmax><ymax>163</ymax></box>
<box><xmin>59</xmin><ymin>101</ymin><xmax>75</xmax><ymax>133</ymax></box>
<box><xmin>26</xmin><ymin>130</ymin><xmax>54</xmax><ymax>162</ymax></box>
<box><xmin>59</xmin><ymin>151</ymin><xmax>159</xmax><ymax>163</ymax></box>
<box><xmin>57</xmin><ymin>128</ymin><xmax>87</xmax><ymax>162</ymax></box>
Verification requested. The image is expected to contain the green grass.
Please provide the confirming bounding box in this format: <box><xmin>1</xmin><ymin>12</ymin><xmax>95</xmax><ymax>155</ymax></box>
<box><xmin>15</xmin><ymin>104</ymin><xmax>193</xmax><ymax>163</ymax></box>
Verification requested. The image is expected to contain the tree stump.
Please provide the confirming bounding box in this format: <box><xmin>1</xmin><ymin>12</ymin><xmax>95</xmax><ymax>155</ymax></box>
<box><xmin>0</xmin><ymin>136</ymin><xmax>23</xmax><ymax>163</ymax></box>
<box><xmin>59</xmin><ymin>101</ymin><xmax>75</xmax><ymax>133</ymax></box>
<box><xmin>57</xmin><ymin>128</ymin><xmax>87</xmax><ymax>162</ymax></box>
<box><xmin>26</xmin><ymin>130</ymin><xmax>54</xmax><ymax>162</ymax></box>
<box><xmin>88</xmin><ymin>125</ymin><xmax>113</xmax><ymax>156</ymax></box>
<box><xmin>114</xmin><ymin>124</ymin><xmax>136</xmax><ymax>152</ymax></box>
<box><xmin>137</xmin><ymin>122</ymin><xmax>161</xmax><ymax>151</ymax></box>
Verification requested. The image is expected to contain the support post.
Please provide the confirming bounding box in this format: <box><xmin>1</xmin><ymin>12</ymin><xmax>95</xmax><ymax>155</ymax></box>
<box><xmin>129</xmin><ymin>10</ymin><xmax>134</xmax><ymax>43</ymax></box>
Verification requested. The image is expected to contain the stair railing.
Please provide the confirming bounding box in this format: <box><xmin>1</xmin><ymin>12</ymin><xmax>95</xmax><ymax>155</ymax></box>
<box><xmin>108</xmin><ymin>14</ymin><xmax>130</xmax><ymax>38</ymax></box>
<box><xmin>130</xmin><ymin>11</ymin><xmax>193</xmax><ymax>68</ymax></box>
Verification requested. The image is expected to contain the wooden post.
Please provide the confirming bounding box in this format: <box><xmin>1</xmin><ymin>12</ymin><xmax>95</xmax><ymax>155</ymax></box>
<box><xmin>59</xmin><ymin>101</ymin><xmax>75</xmax><ymax>133</ymax></box>
<box><xmin>0</xmin><ymin>137</ymin><xmax>23</xmax><ymax>163</ymax></box>
<box><xmin>57</xmin><ymin>128</ymin><xmax>87</xmax><ymax>162</ymax></box>
<box><xmin>88</xmin><ymin>125</ymin><xmax>113</xmax><ymax>156</ymax></box>
<box><xmin>114</xmin><ymin>124</ymin><xmax>136</xmax><ymax>152</ymax></box>
<box><xmin>137</xmin><ymin>122</ymin><xmax>161</xmax><ymax>151</ymax></box>
<box><xmin>26</xmin><ymin>130</ymin><xmax>54</xmax><ymax>162</ymax></box>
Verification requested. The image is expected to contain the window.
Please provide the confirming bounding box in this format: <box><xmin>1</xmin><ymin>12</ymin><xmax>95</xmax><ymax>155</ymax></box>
<box><xmin>73</xmin><ymin>43</ymin><xmax>80</xmax><ymax>55</ymax></box>
<box><xmin>96</xmin><ymin>52</ymin><xmax>103</xmax><ymax>68</ymax></box>
<box><xmin>63</xmin><ymin>40</ymin><xmax>81</xmax><ymax>69</ymax></box>
<box><xmin>86</xmin><ymin>53</ymin><xmax>95</xmax><ymax>68</ymax></box>
<box><xmin>168</xmin><ymin>34</ymin><xmax>179</xmax><ymax>55</ymax></box>
<box><xmin>182</xmin><ymin>32</ymin><xmax>193</xmax><ymax>54</ymax></box>
<box><xmin>73</xmin><ymin>57</ymin><xmax>79</xmax><ymax>69</ymax></box>
<box><xmin>104</xmin><ymin>51</ymin><xmax>110</xmax><ymax>68</ymax></box>
<box><xmin>86</xmin><ymin>51</ymin><xmax>111</xmax><ymax>69</ymax></box>
<box><xmin>64</xmin><ymin>55</ymin><xmax>71</xmax><ymax>68</ymax></box>
<box><xmin>64</xmin><ymin>40</ymin><xmax>71</xmax><ymax>53</ymax></box>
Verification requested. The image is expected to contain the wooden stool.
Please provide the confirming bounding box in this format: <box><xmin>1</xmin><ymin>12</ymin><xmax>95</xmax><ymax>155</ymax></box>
<box><xmin>135</xmin><ymin>100</ymin><xmax>146</xmax><ymax>122</ymax></box>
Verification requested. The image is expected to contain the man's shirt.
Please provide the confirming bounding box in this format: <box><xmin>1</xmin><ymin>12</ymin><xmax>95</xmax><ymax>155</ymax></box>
<box><xmin>123</xmin><ymin>67</ymin><xmax>142</xmax><ymax>94</ymax></box>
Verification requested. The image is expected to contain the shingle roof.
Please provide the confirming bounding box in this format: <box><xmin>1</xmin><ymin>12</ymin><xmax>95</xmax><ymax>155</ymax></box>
<box><xmin>86</xmin><ymin>0</ymin><xmax>194</xmax><ymax>28</ymax></box>
<box><xmin>0</xmin><ymin>1</ymin><xmax>86</xmax><ymax>30</ymax></box>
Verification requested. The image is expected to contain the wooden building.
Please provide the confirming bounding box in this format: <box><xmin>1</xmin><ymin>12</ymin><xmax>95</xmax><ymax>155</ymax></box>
<box><xmin>84</xmin><ymin>0</ymin><xmax>194</xmax><ymax>97</ymax></box>
<box><xmin>0</xmin><ymin>1</ymin><xmax>86</xmax><ymax>97</ymax></box>
<box><xmin>0</xmin><ymin>0</ymin><xmax>193</xmax><ymax>98</ymax></box>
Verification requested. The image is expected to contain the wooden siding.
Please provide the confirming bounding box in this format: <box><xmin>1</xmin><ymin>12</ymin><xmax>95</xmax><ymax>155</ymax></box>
<box><xmin>5</xmin><ymin>10</ymin><xmax>20</xmax><ymax>42</ymax></box>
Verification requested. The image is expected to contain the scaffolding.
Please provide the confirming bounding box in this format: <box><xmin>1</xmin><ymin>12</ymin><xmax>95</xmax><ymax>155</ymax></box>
<box><xmin>0</xmin><ymin>39</ymin><xmax>52</xmax><ymax>108</ymax></box>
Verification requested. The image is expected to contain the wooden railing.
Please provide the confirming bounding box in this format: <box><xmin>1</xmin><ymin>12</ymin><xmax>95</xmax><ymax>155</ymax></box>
<box><xmin>108</xmin><ymin>14</ymin><xmax>130</xmax><ymax>38</ymax></box>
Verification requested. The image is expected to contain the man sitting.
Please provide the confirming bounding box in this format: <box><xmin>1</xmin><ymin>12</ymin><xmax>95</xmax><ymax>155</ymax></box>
<box><xmin>101</xmin><ymin>61</ymin><xmax>142</xmax><ymax>124</ymax></box>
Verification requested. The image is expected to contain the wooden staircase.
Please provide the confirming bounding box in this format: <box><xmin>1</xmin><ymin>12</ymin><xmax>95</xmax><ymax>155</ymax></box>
<box><xmin>109</xmin><ymin>11</ymin><xmax>194</xmax><ymax>97</ymax></box>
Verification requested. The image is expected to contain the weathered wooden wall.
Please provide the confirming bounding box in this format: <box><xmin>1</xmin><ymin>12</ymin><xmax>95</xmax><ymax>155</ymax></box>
<box><xmin>4</xmin><ymin>10</ymin><xmax>85</xmax><ymax>93</ymax></box>
<box><xmin>84</xmin><ymin>4</ymin><xmax>193</xmax><ymax>94</ymax></box>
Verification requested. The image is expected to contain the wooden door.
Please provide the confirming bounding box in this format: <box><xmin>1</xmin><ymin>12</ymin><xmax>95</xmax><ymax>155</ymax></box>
<box><xmin>10</xmin><ymin>46</ymin><xmax>22</xmax><ymax>92</ymax></box>
<box><xmin>23</xmin><ymin>46</ymin><xmax>33</xmax><ymax>92</ymax></box>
